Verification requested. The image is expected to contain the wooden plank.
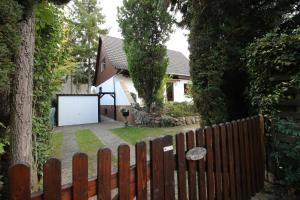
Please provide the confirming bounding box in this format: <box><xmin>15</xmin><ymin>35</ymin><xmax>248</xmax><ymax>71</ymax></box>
<box><xmin>256</xmin><ymin>116</ymin><xmax>263</xmax><ymax>191</ymax></box>
<box><xmin>186</xmin><ymin>130</ymin><xmax>197</xmax><ymax>200</ymax></box>
<box><xmin>220</xmin><ymin>124</ymin><xmax>229</xmax><ymax>200</ymax></box>
<box><xmin>232</xmin><ymin>121</ymin><xmax>242</xmax><ymax>200</ymax></box>
<box><xmin>163</xmin><ymin>135</ymin><xmax>175</xmax><ymax>200</ymax></box>
<box><xmin>212</xmin><ymin>125</ymin><xmax>222</xmax><ymax>200</ymax></box>
<box><xmin>238</xmin><ymin>120</ymin><xmax>247</xmax><ymax>199</ymax></box>
<box><xmin>205</xmin><ymin>127</ymin><xmax>215</xmax><ymax>200</ymax></box>
<box><xmin>196</xmin><ymin>128</ymin><xmax>207</xmax><ymax>200</ymax></box>
<box><xmin>43</xmin><ymin>158</ymin><xmax>62</xmax><ymax>200</ymax></box>
<box><xmin>243</xmin><ymin>119</ymin><xmax>251</xmax><ymax>199</ymax></box>
<box><xmin>150</xmin><ymin>137</ymin><xmax>164</xmax><ymax>200</ymax></box>
<box><xmin>247</xmin><ymin>118</ymin><xmax>255</xmax><ymax>195</ymax></box>
<box><xmin>72</xmin><ymin>153</ymin><xmax>88</xmax><ymax>200</ymax></box>
<box><xmin>9</xmin><ymin>163</ymin><xmax>31</xmax><ymax>200</ymax></box>
<box><xmin>250</xmin><ymin>117</ymin><xmax>259</xmax><ymax>193</ymax></box>
<box><xmin>136</xmin><ymin>141</ymin><xmax>147</xmax><ymax>200</ymax></box>
<box><xmin>259</xmin><ymin>115</ymin><xmax>265</xmax><ymax>190</ymax></box>
<box><xmin>97</xmin><ymin>148</ymin><xmax>111</xmax><ymax>200</ymax></box>
<box><xmin>225</xmin><ymin>122</ymin><xmax>236</xmax><ymax>200</ymax></box>
<box><xmin>176</xmin><ymin>133</ymin><xmax>188</xmax><ymax>200</ymax></box>
<box><xmin>118</xmin><ymin>144</ymin><xmax>131</xmax><ymax>200</ymax></box>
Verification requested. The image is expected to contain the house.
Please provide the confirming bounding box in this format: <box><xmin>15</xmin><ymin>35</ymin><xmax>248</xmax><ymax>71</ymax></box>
<box><xmin>93</xmin><ymin>35</ymin><xmax>191</xmax><ymax>123</ymax></box>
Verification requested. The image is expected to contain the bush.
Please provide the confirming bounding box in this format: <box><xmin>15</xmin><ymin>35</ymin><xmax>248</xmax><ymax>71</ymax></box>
<box><xmin>246</xmin><ymin>27</ymin><xmax>300</xmax><ymax>120</ymax></box>
<box><xmin>272</xmin><ymin>118</ymin><xmax>300</xmax><ymax>191</ymax></box>
<box><xmin>164</xmin><ymin>102</ymin><xmax>197</xmax><ymax>118</ymax></box>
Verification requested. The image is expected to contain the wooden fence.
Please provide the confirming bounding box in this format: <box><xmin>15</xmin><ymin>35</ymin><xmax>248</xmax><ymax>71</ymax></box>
<box><xmin>9</xmin><ymin>115</ymin><xmax>265</xmax><ymax>200</ymax></box>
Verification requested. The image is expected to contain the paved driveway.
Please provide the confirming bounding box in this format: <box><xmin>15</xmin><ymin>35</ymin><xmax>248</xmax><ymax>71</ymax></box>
<box><xmin>54</xmin><ymin>116</ymin><xmax>130</xmax><ymax>184</ymax></box>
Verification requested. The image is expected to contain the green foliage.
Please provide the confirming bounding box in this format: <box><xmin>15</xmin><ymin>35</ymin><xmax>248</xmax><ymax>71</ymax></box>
<box><xmin>33</xmin><ymin>1</ymin><xmax>74</xmax><ymax>177</ymax></box>
<box><xmin>272</xmin><ymin>118</ymin><xmax>300</xmax><ymax>189</ymax></box>
<box><xmin>246</xmin><ymin>27</ymin><xmax>300</xmax><ymax>121</ymax></box>
<box><xmin>180</xmin><ymin>0</ymin><xmax>299</xmax><ymax>126</ymax></box>
<box><xmin>118</xmin><ymin>0</ymin><xmax>172</xmax><ymax>112</ymax></box>
<box><xmin>164</xmin><ymin>102</ymin><xmax>197</xmax><ymax>118</ymax></box>
<box><xmin>0</xmin><ymin>0</ymin><xmax>22</xmax><ymax>91</ymax></box>
<box><xmin>70</xmin><ymin>0</ymin><xmax>108</xmax><ymax>87</ymax></box>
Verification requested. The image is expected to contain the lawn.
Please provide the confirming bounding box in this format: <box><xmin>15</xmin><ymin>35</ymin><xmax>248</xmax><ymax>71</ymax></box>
<box><xmin>110</xmin><ymin>124</ymin><xmax>199</xmax><ymax>145</ymax></box>
<box><xmin>50</xmin><ymin>132</ymin><xmax>64</xmax><ymax>158</ymax></box>
<box><xmin>75</xmin><ymin>129</ymin><xmax>104</xmax><ymax>176</ymax></box>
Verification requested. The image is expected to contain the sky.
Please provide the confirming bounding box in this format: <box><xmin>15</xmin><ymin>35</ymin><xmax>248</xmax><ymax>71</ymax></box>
<box><xmin>99</xmin><ymin>0</ymin><xmax>190</xmax><ymax>57</ymax></box>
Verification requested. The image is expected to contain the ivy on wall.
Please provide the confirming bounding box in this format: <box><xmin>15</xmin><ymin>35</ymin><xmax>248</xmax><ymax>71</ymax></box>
<box><xmin>33</xmin><ymin>1</ymin><xmax>74</xmax><ymax>177</ymax></box>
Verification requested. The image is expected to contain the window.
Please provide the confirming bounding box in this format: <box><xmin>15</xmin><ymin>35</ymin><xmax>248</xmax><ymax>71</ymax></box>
<box><xmin>184</xmin><ymin>83</ymin><xmax>191</xmax><ymax>95</ymax></box>
<box><xmin>100</xmin><ymin>59</ymin><xmax>106</xmax><ymax>72</ymax></box>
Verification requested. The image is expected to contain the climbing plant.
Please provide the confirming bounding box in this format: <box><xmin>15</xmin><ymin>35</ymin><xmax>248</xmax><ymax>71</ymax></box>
<box><xmin>33</xmin><ymin>1</ymin><xmax>74</xmax><ymax>177</ymax></box>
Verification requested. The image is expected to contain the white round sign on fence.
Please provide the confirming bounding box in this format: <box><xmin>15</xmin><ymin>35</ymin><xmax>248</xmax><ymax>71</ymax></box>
<box><xmin>186</xmin><ymin>147</ymin><xmax>207</xmax><ymax>160</ymax></box>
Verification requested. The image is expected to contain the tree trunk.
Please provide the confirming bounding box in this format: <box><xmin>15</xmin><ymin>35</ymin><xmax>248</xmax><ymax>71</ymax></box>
<box><xmin>10</xmin><ymin>10</ymin><xmax>34</xmax><ymax>166</ymax></box>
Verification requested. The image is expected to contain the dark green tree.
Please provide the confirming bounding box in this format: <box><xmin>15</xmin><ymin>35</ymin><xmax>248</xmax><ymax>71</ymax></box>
<box><xmin>70</xmin><ymin>0</ymin><xmax>108</xmax><ymax>91</ymax></box>
<box><xmin>171</xmin><ymin>0</ymin><xmax>299</xmax><ymax>125</ymax></box>
<box><xmin>118</xmin><ymin>0</ymin><xmax>172</xmax><ymax>112</ymax></box>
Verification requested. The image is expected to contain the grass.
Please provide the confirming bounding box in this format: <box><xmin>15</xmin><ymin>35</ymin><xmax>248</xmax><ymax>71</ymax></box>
<box><xmin>75</xmin><ymin>129</ymin><xmax>104</xmax><ymax>176</ymax></box>
<box><xmin>110</xmin><ymin>124</ymin><xmax>198</xmax><ymax>145</ymax></box>
<box><xmin>50</xmin><ymin>132</ymin><xmax>64</xmax><ymax>158</ymax></box>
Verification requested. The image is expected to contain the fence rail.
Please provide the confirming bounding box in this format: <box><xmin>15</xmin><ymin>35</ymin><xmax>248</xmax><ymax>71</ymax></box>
<box><xmin>9</xmin><ymin>115</ymin><xmax>265</xmax><ymax>200</ymax></box>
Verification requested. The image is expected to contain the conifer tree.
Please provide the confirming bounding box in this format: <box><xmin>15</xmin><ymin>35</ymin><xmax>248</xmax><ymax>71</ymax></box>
<box><xmin>118</xmin><ymin>0</ymin><xmax>172</xmax><ymax>112</ymax></box>
<box><xmin>70</xmin><ymin>0</ymin><xmax>108</xmax><ymax>91</ymax></box>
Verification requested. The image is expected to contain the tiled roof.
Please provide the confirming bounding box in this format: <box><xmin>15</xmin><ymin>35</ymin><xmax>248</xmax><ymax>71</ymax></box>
<box><xmin>101</xmin><ymin>35</ymin><xmax>190</xmax><ymax>76</ymax></box>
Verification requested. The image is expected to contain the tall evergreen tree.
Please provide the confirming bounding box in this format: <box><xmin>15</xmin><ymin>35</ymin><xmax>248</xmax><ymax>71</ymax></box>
<box><xmin>171</xmin><ymin>0</ymin><xmax>299</xmax><ymax>125</ymax></box>
<box><xmin>70</xmin><ymin>0</ymin><xmax>108</xmax><ymax>92</ymax></box>
<box><xmin>118</xmin><ymin>0</ymin><xmax>172</xmax><ymax>112</ymax></box>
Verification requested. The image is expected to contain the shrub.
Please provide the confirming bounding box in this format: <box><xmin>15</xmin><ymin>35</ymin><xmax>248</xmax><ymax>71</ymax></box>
<box><xmin>272</xmin><ymin>118</ymin><xmax>300</xmax><ymax>191</ymax></box>
<box><xmin>164</xmin><ymin>102</ymin><xmax>197</xmax><ymax>118</ymax></box>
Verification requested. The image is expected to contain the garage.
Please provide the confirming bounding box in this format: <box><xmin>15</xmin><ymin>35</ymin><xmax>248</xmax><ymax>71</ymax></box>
<box><xmin>57</xmin><ymin>94</ymin><xmax>100</xmax><ymax>126</ymax></box>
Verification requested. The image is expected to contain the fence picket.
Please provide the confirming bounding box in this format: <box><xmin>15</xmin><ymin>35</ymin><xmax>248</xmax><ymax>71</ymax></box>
<box><xmin>118</xmin><ymin>144</ymin><xmax>131</xmax><ymax>200</ymax></box>
<box><xmin>43</xmin><ymin>158</ymin><xmax>61</xmax><ymax>200</ymax></box>
<box><xmin>97</xmin><ymin>148</ymin><xmax>111</xmax><ymax>200</ymax></box>
<box><xmin>176</xmin><ymin>133</ymin><xmax>188</xmax><ymax>200</ymax></box>
<box><xmin>250</xmin><ymin>117</ymin><xmax>259</xmax><ymax>193</ymax></box>
<box><xmin>150</xmin><ymin>137</ymin><xmax>164</xmax><ymax>200</ymax></box>
<box><xmin>238</xmin><ymin>120</ymin><xmax>247</xmax><ymax>199</ymax></box>
<box><xmin>73</xmin><ymin>153</ymin><xmax>88</xmax><ymax>200</ymax></box>
<box><xmin>196</xmin><ymin>128</ymin><xmax>207</xmax><ymax>200</ymax></box>
<box><xmin>232</xmin><ymin>121</ymin><xmax>242</xmax><ymax>200</ymax></box>
<box><xmin>243</xmin><ymin>119</ymin><xmax>251</xmax><ymax>199</ymax></box>
<box><xmin>9</xmin><ymin>163</ymin><xmax>31</xmax><ymax>200</ymax></box>
<box><xmin>212</xmin><ymin>125</ymin><xmax>222</xmax><ymax>200</ymax></box>
<box><xmin>247</xmin><ymin>118</ymin><xmax>255</xmax><ymax>196</ymax></box>
<box><xmin>205</xmin><ymin>127</ymin><xmax>215</xmax><ymax>200</ymax></box>
<box><xmin>225</xmin><ymin>122</ymin><xmax>236</xmax><ymax>200</ymax></box>
<box><xmin>259</xmin><ymin>115</ymin><xmax>265</xmax><ymax>190</ymax></box>
<box><xmin>136</xmin><ymin>141</ymin><xmax>147</xmax><ymax>200</ymax></box>
<box><xmin>186</xmin><ymin>130</ymin><xmax>197</xmax><ymax>200</ymax></box>
<box><xmin>220</xmin><ymin>124</ymin><xmax>229</xmax><ymax>200</ymax></box>
<box><xmin>163</xmin><ymin>135</ymin><xmax>175</xmax><ymax>200</ymax></box>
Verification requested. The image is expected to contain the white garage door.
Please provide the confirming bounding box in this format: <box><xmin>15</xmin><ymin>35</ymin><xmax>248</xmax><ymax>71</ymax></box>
<box><xmin>58</xmin><ymin>95</ymin><xmax>99</xmax><ymax>126</ymax></box>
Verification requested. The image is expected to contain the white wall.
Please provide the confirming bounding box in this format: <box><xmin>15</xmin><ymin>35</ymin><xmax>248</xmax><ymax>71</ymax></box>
<box><xmin>58</xmin><ymin>95</ymin><xmax>99</xmax><ymax>126</ymax></box>
<box><xmin>96</xmin><ymin>75</ymin><xmax>131</xmax><ymax>106</ymax></box>
<box><xmin>173</xmin><ymin>79</ymin><xmax>193</xmax><ymax>102</ymax></box>
<box><xmin>120</xmin><ymin>76</ymin><xmax>144</xmax><ymax>105</ymax></box>
<box><xmin>95</xmin><ymin>75</ymin><xmax>192</xmax><ymax>106</ymax></box>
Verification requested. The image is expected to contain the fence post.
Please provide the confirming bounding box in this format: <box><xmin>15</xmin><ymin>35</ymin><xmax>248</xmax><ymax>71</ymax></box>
<box><xmin>8</xmin><ymin>163</ymin><xmax>31</xmax><ymax>200</ymax></box>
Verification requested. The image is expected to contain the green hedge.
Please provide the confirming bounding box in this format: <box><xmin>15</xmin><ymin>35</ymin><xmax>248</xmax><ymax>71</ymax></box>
<box><xmin>164</xmin><ymin>102</ymin><xmax>198</xmax><ymax>118</ymax></box>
